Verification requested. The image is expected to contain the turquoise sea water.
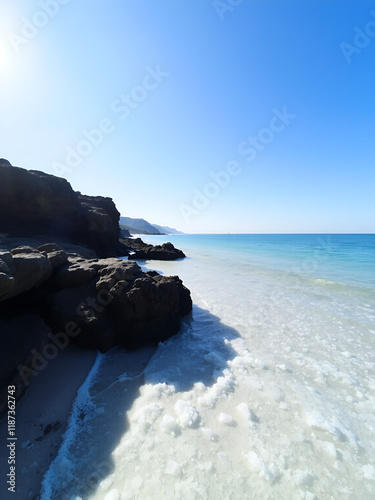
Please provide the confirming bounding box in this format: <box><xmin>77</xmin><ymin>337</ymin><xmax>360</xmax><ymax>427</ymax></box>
<box><xmin>41</xmin><ymin>234</ymin><xmax>375</xmax><ymax>500</ymax></box>
<box><xmin>144</xmin><ymin>233</ymin><xmax>375</xmax><ymax>289</ymax></box>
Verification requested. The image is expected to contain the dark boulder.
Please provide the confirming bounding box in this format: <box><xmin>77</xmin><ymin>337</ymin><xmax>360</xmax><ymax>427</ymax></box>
<box><xmin>48</xmin><ymin>257</ymin><xmax>192</xmax><ymax>351</ymax></box>
<box><xmin>0</xmin><ymin>243</ymin><xmax>192</xmax><ymax>354</ymax></box>
<box><xmin>54</xmin><ymin>258</ymin><xmax>97</xmax><ymax>289</ymax></box>
<box><xmin>37</xmin><ymin>243</ymin><xmax>69</xmax><ymax>270</ymax></box>
<box><xmin>122</xmin><ymin>238</ymin><xmax>186</xmax><ymax>260</ymax></box>
<box><xmin>74</xmin><ymin>193</ymin><xmax>121</xmax><ymax>256</ymax></box>
<box><xmin>0</xmin><ymin>247</ymin><xmax>52</xmax><ymax>301</ymax></box>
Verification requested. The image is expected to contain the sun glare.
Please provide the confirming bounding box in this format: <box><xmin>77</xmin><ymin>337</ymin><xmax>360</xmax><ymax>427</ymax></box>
<box><xmin>0</xmin><ymin>4</ymin><xmax>24</xmax><ymax>74</ymax></box>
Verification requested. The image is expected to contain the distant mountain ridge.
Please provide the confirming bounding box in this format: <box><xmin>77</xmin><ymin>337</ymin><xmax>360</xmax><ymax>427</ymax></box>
<box><xmin>119</xmin><ymin>217</ymin><xmax>183</xmax><ymax>236</ymax></box>
<box><xmin>151</xmin><ymin>223</ymin><xmax>184</xmax><ymax>235</ymax></box>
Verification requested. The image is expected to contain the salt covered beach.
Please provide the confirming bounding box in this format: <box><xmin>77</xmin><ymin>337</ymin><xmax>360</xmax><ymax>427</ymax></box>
<box><xmin>39</xmin><ymin>234</ymin><xmax>375</xmax><ymax>499</ymax></box>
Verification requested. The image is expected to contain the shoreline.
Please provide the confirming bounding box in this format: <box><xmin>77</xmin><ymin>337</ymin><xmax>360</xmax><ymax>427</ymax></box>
<box><xmin>0</xmin><ymin>344</ymin><xmax>97</xmax><ymax>499</ymax></box>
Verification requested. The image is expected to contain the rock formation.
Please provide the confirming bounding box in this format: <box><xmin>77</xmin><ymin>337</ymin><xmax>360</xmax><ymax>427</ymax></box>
<box><xmin>0</xmin><ymin>244</ymin><xmax>192</xmax><ymax>349</ymax></box>
<box><xmin>0</xmin><ymin>160</ymin><xmax>120</xmax><ymax>257</ymax></box>
<box><xmin>49</xmin><ymin>254</ymin><xmax>192</xmax><ymax>351</ymax></box>
<box><xmin>0</xmin><ymin>243</ymin><xmax>192</xmax><ymax>414</ymax></box>
<box><xmin>0</xmin><ymin>247</ymin><xmax>52</xmax><ymax>301</ymax></box>
<box><xmin>122</xmin><ymin>238</ymin><xmax>186</xmax><ymax>260</ymax></box>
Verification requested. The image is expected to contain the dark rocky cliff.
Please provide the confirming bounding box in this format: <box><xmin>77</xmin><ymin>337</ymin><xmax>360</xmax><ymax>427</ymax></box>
<box><xmin>0</xmin><ymin>159</ymin><xmax>120</xmax><ymax>257</ymax></box>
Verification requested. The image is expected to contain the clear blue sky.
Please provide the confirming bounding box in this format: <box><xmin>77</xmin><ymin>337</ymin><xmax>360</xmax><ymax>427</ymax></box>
<box><xmin>1</xmin><ymin>0</ymin><xmax>374</xmax><ymax>233</ymax></box>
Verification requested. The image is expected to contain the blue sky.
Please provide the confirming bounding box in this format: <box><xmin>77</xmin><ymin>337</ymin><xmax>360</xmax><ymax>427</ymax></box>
<box><xmin>1</xmin><ymin>0</ymin><xmax>374</xmax><ymax>233</ymax></box>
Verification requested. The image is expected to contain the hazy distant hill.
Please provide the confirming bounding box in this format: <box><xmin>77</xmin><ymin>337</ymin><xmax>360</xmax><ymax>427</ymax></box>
<box><xmin>152</xmin><ymin>224</ymin><xmax>184</xmax><ymax>235</ymax></box>
<box><xmin>119</xmin><ymin>217</ymin><xmax>162</xmax><ymax>235</ymax></box>
<box><xmin>119</xmin><ymin>217</ymin><xmax>183</xmax><ymax>235</ymax></box>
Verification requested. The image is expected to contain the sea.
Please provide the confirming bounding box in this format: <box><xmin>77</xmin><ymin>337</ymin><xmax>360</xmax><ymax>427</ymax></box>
<box><xmin>40</xmin><ymin>234</ymin><xmax>375</xmax><ymax>500</ymax></box>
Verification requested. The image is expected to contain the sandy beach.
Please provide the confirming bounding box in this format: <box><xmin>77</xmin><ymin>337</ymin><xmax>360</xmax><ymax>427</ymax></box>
<box><xmin>0</xmin><ymin>344</ymin><xmax>97</xmax><ymax>499</ymax></box>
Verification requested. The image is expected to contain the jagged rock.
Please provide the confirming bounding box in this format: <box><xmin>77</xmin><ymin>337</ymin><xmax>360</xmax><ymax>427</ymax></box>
<box><xmin>37</xmin><ymin>243</ymin><xmax>61</xmax><ymax>253</ymax></box>
<box><xmin>109</xmin><ymin>273</ymin><xmax>192</xmax><ymax>349</ymax></box>
<box><xmin>48</xmin><ymin>258</ymin><xmax>192</xmax><ymax>351</ymax></box>
<box><xmin>95</xmin><ymin>259</ymin><xmax>142</xmax><ymax>292</ymax></box>
<box><xmin>37</xmin><ymin>243</ymin><xmax>69</xmax><ymax>270</ymax></box>
<box><xmin>0</xmin><ymin>161</ymin><xmax>120</xmax><ymax>257</ymax></box>
<box><xmin>0</xmin><ymin>272</ymin><xmax>15</xmax><ymax>301</ymax></box>
<box><xmin>1</xmin><ymin>242</ymin><xmax>192</xmax><ymax>352</ymax></box>
<box><xmin>75</xmin><ymin>193</ymin><xmax>121</xmax><ymax>256</ymax></box>
<box><xmin>0</xmin><ymin>250</ymin><xmax>14</xmax><ymax>268</ymax></box>
<box><xmin>120</xmin><ymin>226</ymin><xmax>131</xmax><ymax>238</ymax></box>
<box><xmin>0</xmin><ymin>248</ymin><xmax>52</xmax><ymax>301</ymax></box>
<box><xmin>11</xmin><ymin>246</ymin><xmax>38</xmax><ymax>255</ymax></box>
<box><xmin>0</xmin><ymin>251</ymin><xmax>15</xmax><ymax>300</ymax></box>
<box><xmin>122</xmin><ymin>238</ymin><xmax>186</xmax><ymax>260</ymax></box>
<box><xmin>54</xmin><ymin>260</ymin><xmax>97</xmax><ymax>289</ymax></box>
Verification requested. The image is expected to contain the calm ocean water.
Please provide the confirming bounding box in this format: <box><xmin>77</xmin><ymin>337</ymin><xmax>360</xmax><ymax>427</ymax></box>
<box><xmin>145</xmin><ymin>233</ymin><xmax>375</xmax><ymax>288</ymax></box>
<box><xmin>41</xmin><ymin>234</ymin><xmax>375</xmax><ymax>500</ymax></box>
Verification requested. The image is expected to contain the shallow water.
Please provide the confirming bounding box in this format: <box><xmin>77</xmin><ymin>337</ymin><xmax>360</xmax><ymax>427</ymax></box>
<box><xmin>40</xmin><ymin>234</ymin><xmax>375</xmax><ymax>499</ymax></box>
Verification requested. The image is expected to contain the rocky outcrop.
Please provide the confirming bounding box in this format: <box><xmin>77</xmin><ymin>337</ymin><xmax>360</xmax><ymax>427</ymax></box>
<box><xmin>0</xmin><ymin>245</ymin><xmax>192</xmax><ymax>350</ymax></box>
<box><xmin>75</xmin><ymin>193</ymin><xmax>122</xmax><ymax>256</ymax></box>
<box><xmin>120</xmin><ymin>226</ymin><xmax>131</xmax><ymax>238</ymax></box>
<box><xmin>0</xmin><ymin>160</ymin><xmax>120</xmax><ymax>257</ymax></box>
<box><xmin>122</xmin><ymin>238</ymin><xmax>186</xmax><ymax>260</ymax></box>
<box><xmin>0</xmin><ymin>247</ymin><xmax>52</xmax><ymax>301</ymax></box>
<box><xmin>0</xmin><ymin>244</ymin><xmax>192</xmax><ymax>406</ymax></box>
<box><xmin>49</xmin><ymin>257</ymin><xmax>192</xmax><ymax>350</ymax></box>
<box><xmin>37</xmin><ymin>243</ymin><xmax>69</xmax><ymax>270</ymax></box>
